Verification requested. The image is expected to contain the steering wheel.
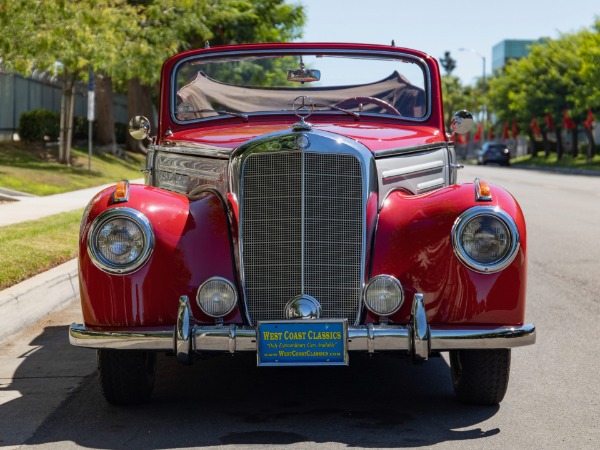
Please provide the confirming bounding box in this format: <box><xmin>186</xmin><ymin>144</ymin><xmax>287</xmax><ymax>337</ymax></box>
<box><xmin>334</xmin><ymin>96</ymin><xmax>401</xmax><ymax>115</ymax></box>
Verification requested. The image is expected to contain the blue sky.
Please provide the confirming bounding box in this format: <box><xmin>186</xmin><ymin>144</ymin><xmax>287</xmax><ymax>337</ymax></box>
<box><xmin>296</xmin><ymin>0</ymin><xmax>598</xmax><ymax>85</ymax></box>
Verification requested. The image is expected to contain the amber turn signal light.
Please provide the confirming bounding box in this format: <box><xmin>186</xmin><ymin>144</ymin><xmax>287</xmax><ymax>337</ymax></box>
<box><xmin>113</xmin><ymin>180</ymin><xmax>130</xmax><ymax>203</ymax></box>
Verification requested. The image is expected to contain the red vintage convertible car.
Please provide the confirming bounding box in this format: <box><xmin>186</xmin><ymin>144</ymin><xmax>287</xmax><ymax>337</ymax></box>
<box><xmin>70</xmin><ymin>42</ymin><xmax>535</xmax><ymax>405</ymax></box>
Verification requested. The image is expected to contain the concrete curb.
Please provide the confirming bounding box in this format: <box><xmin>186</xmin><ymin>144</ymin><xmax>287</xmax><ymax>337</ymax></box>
<box><xmin>0</xmin><ymin>258</ymin><xmax>79</xmax><ymax>346</ymax></box>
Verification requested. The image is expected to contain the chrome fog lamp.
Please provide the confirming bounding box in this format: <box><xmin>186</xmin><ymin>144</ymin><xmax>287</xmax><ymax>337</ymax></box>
<box><xmin>87</xmin><ymin>208</ymin><xmax>154</xmax><ymax>274</ymax></box>
<box><xmin>364</xmin><ymin>275</ymin><xmax>404</xmax><ymax>316</ymax></box>
<box><xmin>197</xmin><ymin>277</ymin><xmax>238</xmax><ymax>318</ymax></box>
<box><xmin>452</xmin><ymin>206</ymin><xmax>519</xmax><ymax>273</ymax></box>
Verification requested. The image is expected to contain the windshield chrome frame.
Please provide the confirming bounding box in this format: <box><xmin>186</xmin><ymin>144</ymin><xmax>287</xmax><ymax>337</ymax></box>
<box><xmin>170</xmin><ymin>47</ymin><xmax>432</xmax><ymax>126</ymax></box>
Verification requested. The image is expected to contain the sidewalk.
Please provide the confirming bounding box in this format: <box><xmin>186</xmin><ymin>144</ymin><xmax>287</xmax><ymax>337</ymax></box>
<box><xmin>0</xmin><ymin>182</ymin><xmax>121</xmax><ymax>227</ymax></box>
<box><xmin>0</xmin><ymin>179</ymin><xmax>143</xmax><ymax>345</ymax></box>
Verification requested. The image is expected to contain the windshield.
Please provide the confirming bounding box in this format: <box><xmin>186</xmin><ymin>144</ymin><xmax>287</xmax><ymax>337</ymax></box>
<box><xmin>172</xmin><ymin>50</ymin><xmax>428</xmax><ymax>123</ymax></box>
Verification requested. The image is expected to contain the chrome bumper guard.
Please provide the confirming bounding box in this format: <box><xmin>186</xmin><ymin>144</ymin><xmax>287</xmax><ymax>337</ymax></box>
<box><xmin>69</xmin><ymin>294</ymin><xmax>536</xmax><ymax>362</ymax></box>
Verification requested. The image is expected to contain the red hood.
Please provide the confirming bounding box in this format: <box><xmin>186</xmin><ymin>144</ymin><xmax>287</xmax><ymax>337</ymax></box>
<box><xmin>167</xmin><ymin>121</ymin><xmax>446</xmax><ymax>155</ymax></box>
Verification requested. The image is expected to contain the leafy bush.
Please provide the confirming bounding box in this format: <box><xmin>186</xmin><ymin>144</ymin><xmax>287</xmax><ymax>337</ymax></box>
<box><xmin>18</xmin><ymin>109</ymin><xmax>60</xmax><ymax>142</ymax></box>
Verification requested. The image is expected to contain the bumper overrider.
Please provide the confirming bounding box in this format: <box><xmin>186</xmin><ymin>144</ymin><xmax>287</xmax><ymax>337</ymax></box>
<box><xmin>69</xmin><ymin>294</ymin><xmax>536</xmax><ymax>363</ymax></box>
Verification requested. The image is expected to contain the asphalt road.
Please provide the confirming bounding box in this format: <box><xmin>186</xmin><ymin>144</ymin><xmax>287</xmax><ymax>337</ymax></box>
<box><xmin>1</xmin><ymin>164</ymin><xmax>599</xmax><ymax>449</ymax></box>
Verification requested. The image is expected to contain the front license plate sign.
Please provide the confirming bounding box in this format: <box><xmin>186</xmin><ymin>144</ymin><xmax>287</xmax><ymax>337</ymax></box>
<box><xmin>257</xmin><ymin>320</ymin><xmax>348</xmax><ymax>366</ymax></box>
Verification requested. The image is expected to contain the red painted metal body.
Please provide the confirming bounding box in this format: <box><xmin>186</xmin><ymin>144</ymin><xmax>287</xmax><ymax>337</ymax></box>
<box><xmin>369</xmin><ymin>184</ymin><xmax>527</xmax><ymax>326</ymax></box>
<box><xmin>79</xmin><ymin>185</ymin><xmax>241</xmax><ymax>328</ymax></box>
<box><xmin>77</xmin><ymin>43</ymin><xmax>527</xmax><ymax>332</ymax></box>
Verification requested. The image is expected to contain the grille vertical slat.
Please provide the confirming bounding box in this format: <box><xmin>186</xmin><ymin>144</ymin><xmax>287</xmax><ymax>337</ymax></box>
<box><xmin>242</xmin><ymin>151</ymin><xmax>363</xmax><ymax>323</ymax></box>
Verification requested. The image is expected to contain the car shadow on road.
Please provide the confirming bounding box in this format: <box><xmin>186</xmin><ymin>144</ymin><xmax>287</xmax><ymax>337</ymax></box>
<box><xmin>17</xmin><ymin>338</ymin><xmax>502</xmax><ymax>448</ymax></box>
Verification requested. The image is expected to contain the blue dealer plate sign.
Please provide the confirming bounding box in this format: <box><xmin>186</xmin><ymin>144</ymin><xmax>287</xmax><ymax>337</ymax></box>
<box><xmin>257</xmin><ymin>320</ymin><xmax>348</xmax><ymax>366</ymax></box>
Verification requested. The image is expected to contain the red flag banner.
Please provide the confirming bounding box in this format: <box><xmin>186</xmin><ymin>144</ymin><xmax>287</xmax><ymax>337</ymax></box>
<box><xmin>545</xmin><ymin>112</ymin><xmax>555</xmax><ymax>130</ymax></box>
<box><xmin>502</xmin><ymin>122</ymin><xmax>509</xmax><ymax>140</ymax></box>
<box><xmin>584</xmin><ymin>109</ymin><xmax>595</xmax><ymax>129</ymax></box>
<box><xmin>511</xmin><ymin>120</ymin><xmax>518</xmax><ymax>139</ymax></box>
<box><xmin>562</xmin><ymin>109</ymin><xmax>576</xmax><ymax>130</ymax></box>
<box><xmin>488</xmin><ymin>127</ymin><xmax>495</xmax><ymax>140</ymax></box>
<box><xmin>473</xmin><ymin>123</ymin><xmax>482</xmax><ymax>143</ymax></box>
<box><xmin>457</xmin><ymin>133</ymin><xmax>466</xmax><ymax>145</ymax></box>
<box><xmin>530</xmin><ymin>116</ymin><xmax>541</xmax><ymax>137</ymax></box>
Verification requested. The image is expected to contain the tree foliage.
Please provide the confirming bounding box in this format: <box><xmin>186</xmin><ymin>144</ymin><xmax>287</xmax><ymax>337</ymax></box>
<box><xmin>0</xmin><ymin>0</ymin><xmax>305</xmax><ymax>160</ymax></box>
<box><xmin>487</xmin><ymin>20</ymin><xmax>599</xmax><ymax>158</ymax></box>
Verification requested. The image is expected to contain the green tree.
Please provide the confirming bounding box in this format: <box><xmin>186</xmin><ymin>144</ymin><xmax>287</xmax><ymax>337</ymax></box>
<box><xmin>117</xmin><ymin>0</ymin><xmax>305</xmax><ymax>152</ymax></box>
<box><xmin>0</xmin><ymin>0</ymin><xmax>138</xmax><ymax>163</ymax></box>
<box><xmin>488</xmin><ymin>26</ymin><xmax>598</xmax><ymax>160</ymax></box>
<box><xmin>572</xmin><ymin>19</ymin><xmax>600</xmax><ymax>158</ymax></box>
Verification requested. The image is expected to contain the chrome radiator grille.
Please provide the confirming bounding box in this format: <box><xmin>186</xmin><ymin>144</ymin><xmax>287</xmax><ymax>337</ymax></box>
<box><xmin>242</xmin><ymin>151</ymin><xmax>363</xmax><ymax>323</ymax></box>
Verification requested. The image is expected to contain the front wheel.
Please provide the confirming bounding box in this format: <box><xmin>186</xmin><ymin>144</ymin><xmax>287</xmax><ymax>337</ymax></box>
<box><xmin>449</xmin><ymin>349</ymin><xmax>511</xmax><ymax>405</ymax></box>
<box><xmin>97</xmin><ymin>349</ymin><xmax>157</xmax><ymax>405</ymax></box>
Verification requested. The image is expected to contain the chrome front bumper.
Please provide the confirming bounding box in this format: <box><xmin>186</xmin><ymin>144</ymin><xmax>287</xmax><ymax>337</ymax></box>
<box><xmin>69</xmin><ymin>294</ymin><xmax>536</xmax><ymax>362</ymax></box>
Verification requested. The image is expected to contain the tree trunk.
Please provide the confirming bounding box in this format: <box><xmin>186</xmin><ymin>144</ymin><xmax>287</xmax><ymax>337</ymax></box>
<box><xmin>542</xmin><ymin>130</ymin><xmax>550</xmax><ymax>157</ymax></box>
<box><xmin>58</xmin><ymin>71</ymin><xmax>68</xmax><ymax>164</ymax></box>
<box><xmin>58</xmin><ymin>71</ymin><xmax>76</xmax><ymax>165</ymax></box>
<box><xmin>126</xmin><ymin>78</ymin><xmax>155</xmax><ymax>153</ymax></box>
<box><xmin>585</xmin><ymin>127</ymin><xmax>596</xmax><ymax>161</ymax></box>
<box><xmin>527</xmin><ymin>130</ymin><xmax>538</xmax><ymax>157</ymax></box>
<box><xmin>556</xmin><ymin>128</ymin><xmax>564</xmax><ymax>160</ymax></box>
<box><xmin>65</xmin><ymin>76</ymin><xmax>76</xmax><ymax>165</ymax></box>
<box><xmin>96</xmin><ymin>73</ymin><xmax>118</xmax><ymax>154</ymax></box>
<box><xmin>570</xmin><ymin>127</ymin><xmax>578</xmax><ymax>158</ymax></box>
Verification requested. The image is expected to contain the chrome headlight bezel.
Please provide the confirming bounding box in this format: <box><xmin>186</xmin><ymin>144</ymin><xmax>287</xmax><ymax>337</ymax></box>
<box><xmin>363</xmin><ymin>275</ymin><xmax>405</xmax><ymax>316</ymax></box>
<box><xmin>87</xmin><ymin>207</ymin><xmax>154</xmax><ymax>275</ymax></box>
<box><xmin>451</xmin><ymin>206</ymin><xmax>520</xmax><ymax>274</ymax></box>
<box><xmin>196</xmin><ymin>277</ymin><xmax>238</xmax><ymax>318</ymax></box>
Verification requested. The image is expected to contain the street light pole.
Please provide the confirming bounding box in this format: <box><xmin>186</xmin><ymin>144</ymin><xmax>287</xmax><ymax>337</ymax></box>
<box><xmin>459</xmin><ymin>48</ymin><xmax>486</xmax><ymax>141</ymax></box>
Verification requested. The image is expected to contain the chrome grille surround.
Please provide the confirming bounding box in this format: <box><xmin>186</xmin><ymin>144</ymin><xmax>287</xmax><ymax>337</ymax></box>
<box><xmin>230</xmin><ymin>130</ymin><xmax>375</xmax><ymax>326</ymax></box>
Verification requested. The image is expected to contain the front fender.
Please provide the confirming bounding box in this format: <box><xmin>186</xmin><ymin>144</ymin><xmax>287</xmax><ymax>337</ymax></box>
<box><xmin>78</xmin><ymin>184</ymin><xmax>239</xmax><ymax>328</ymax></box>
<box><xmin>371</xmin><ymin>182</ymin><xmax>527</xmax><ymax>326</ymax></box>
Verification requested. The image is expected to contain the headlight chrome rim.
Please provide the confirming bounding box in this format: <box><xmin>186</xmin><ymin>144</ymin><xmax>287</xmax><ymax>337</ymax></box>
<box><xmin>363</xmin><ymin>275</ymin><xmax>404</xmax><ymax>316</ymax></box>
<box><xmin>196</xmin><ymin>277</ymin><xmax>238</xmax><ymax>318</ymax></box>
<box><xmin>452</xmin><ymin>206</ymin><xmax>520</xmax><ymax>274</ymax></box>
<box><xmin>87</xmin><ymin>207</ymin><xmax>154</xmax><ymax>275</ymax></box>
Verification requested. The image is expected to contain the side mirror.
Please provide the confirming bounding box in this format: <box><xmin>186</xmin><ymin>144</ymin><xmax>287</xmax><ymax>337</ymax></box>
<box><xmin>128</xmin><ymin>116</ymin><xmax>151</xmax><ymax>140</ymax></box>
<box><xmin>451</xmin><ymin>110</ymin><xmax>474</xmax><ymax>135</ymax></box>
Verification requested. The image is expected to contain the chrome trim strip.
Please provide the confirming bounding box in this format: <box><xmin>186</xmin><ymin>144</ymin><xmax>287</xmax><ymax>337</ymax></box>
<box><xmin>374</xmin><ymin>142</ymin><xmax>450</xmax><ymax>159</ymax></box>
<box><xmin>382</xmin><ymin>160</ymin><xmax>444</xmax><ymax>180</ymax></box>
<box><xmin>176</xmin><ymin>296</ymin><xmax>193</xmax><ymax>363</ymax></box>
<box><xmin>301</xmin><ymin>138</ymin><xmax>306</xmax><ymax>293</ymax></box>
<box><xmin>150</xmin><ymin>144</ymin><xmax>231</xmax><ymax>159</ymax></box>
<box><xmin>69</xmin><ymin>324</ymin><xmax>174</xmax><ymax>351</ymax></box>
<box><xmin>474</xmin><ymin>177</ymin><xmax>493</xmax><ymax>202</ymax></box>
<box><xmin>410</xmin><ymin>293</ymin><xmax>430</xmax><ymax>361</ymax></box>
<box><xmin>69</xmin><ymin>323</ymin><xmax>536</xmax><ymax>351</ymax></box>
<box><xmin>170</xmin><ymin>47</ymin><xmax>432</xmax><ymax>125</ymax></box>
<box><xmin>451</xmin><ymin>206</ymin><xmax>520</xmax><ymax>274</ymax></box>
<box><xmin>416</xmin><ymin>177</ymin><xmax>445</xmax><ymax>193</ymax></box>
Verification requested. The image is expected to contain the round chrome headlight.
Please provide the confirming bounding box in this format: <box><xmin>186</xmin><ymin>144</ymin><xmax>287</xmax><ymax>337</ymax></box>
<box><xmin>87</xmin><ymin>208</ymin><xmax>154</xmax><ymax>274</ymax></box>
<box><xmin>364</xmin><ymin>275</ymin><xmax>404</xmax><ymax>316</ymax></box>
<box><xmin>452</xmin><ymin>206</ymin><xmax>520</xmax><ymax>273</ymax></box>
<box><xmin>196</xmin><ymin>277</ymin><xmax>238</xmax><ymax>318</ymax></box>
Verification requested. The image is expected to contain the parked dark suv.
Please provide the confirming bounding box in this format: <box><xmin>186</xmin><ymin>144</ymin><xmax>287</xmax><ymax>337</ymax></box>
<box><xmin>478</xmin><ymin>142</ymin><xmax>511</xmax><ymax>166</ymax></box>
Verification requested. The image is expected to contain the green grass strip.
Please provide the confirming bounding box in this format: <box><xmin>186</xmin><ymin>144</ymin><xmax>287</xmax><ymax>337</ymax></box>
<box><xmin>0</xmin><ymin>209</ymin><xmax>83</xmax><ymax>290</ymax></box>
<box><xmin>0</xmin><ymin>143</ymin><xmax>145</xmax><ymax>196</ymax></box>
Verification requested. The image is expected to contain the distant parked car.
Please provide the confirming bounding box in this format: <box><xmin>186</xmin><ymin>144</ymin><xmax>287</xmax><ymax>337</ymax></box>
<box><xmin>478</xmin><ymin>142</ymin><xmax>511</xmax><ymax>166</ymax></box>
